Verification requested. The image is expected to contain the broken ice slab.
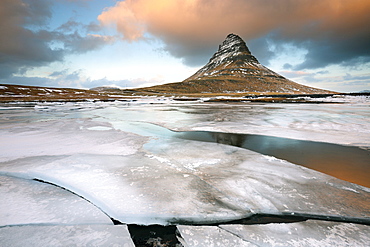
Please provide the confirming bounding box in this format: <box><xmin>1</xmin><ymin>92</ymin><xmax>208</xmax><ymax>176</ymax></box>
<box><xmin>177</xmin><ymin>225</ymin><xmax>256</xmax><ymax>247</ymax></box>
<box><xmin>0</xmin><ymin>225</ymin><xmax>135</xmax><ymax>247</ymax></box>
<box><xmin>142</xmin><ymin>138</ymin><xmax>370</xmax><ymax>223</ymax></box>
<box><xmin>1</xmin><ymin>138</ymin><xmax>369</xmax><ymax>225</ymax></box>
<box><xmin>0</xmin><ymin>175</ymin><xmax>112</xmax><ymax>227</ymax></box>
<box><xmin>0</xmin><ymin>153</ymin><xmax>251</xmax><ymax>225</ymax></box>
<box><xmin>219</xmin><ymin>220</ymin><xmax>370</xmax><ymax>246</ymax></box>
<box><xmin>178</xmin><ymin>220</ymin><xmax>370</xmax><ymax>247</ymax></box>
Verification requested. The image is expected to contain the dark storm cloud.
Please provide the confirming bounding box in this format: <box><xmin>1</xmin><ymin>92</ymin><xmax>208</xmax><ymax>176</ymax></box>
<box><xmin>342</xmin><ymin>73</ymin><xmax>370</xmax><ymax>85</ymax></box>
<box><xmin>50</xmin><ymin>29</ymin><xmax>114</xmax><ymax>55</ymax></box>
<box><xmin>164</xmin><ymin>34</ymin><xmax>276</xmax><ymax>67</ymax></box>
<box><xmin>0</xmin><ymin>0</ymin><xmax>60</xmax><ymax>77</ymax></box>
<box><xmin>246</xmin><ymin>37</ymin><xmax>276</xmax><ymax>66</ymax></box>
<box><xmin>99</xmin><ymin>0</ymin><xmax>370</xmax><ymax>69</ymax></box>
<box><xmin>49</xmin><ymin>70</ymin><xmax>68</xmax><ymax>77</ymax></box>
<box><xmin>0</xmin><ymin>0</ymin><xmax>114</xmax><ymax>79</ymax></box>
<box><xmin>3</xmin><ymin>76</ymin><xmax>52</xmax><ymax>87</ymax></box>
<box><xmin>289</xmin><ymin>32</ymin><xmax>370</xmax><ymax>70</ymax></box>
<box><xmin>161</xmin><ymin>40</ymin><xmax>217</xmax><ymax>67</ymax></box>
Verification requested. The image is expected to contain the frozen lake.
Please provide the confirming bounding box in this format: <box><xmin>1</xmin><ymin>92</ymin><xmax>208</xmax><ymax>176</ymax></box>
<box><xmin>0</xmin><ymin>96</ymin><xmax>369</xmax><ymax>246</ymax></box>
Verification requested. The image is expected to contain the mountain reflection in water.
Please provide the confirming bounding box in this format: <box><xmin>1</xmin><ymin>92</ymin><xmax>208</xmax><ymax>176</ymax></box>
<box><xmin>176</xmin><ymin>131</ymin><xmax>370</xmax><ymax>188</ymax></box>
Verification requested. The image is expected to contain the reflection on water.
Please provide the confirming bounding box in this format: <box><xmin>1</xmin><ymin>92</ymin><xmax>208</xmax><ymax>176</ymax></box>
<box><xmin>176</xmin><ymin>131</ymin><xmax>370</xmax><ymax>188</ymax></box>
<box><xmin>212</xmin><ymin>133</ymin><xmax>246</xmax><ymax>147</ymax></box>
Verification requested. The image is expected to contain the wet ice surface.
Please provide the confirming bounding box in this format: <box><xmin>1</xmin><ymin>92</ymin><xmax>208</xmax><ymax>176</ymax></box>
<box><xmin>1</xmin><ymin>131</ymin><xmax>369</xmax><ymax>225</ymax></box>
<box><xmin>0</xmin><ymin>175</ymin><xmax>112</xmax><ymax>226</ymax></box>
<box><xmin>0</xmin><ymin>117</ymin><xmax>147</xmax><ymax>162</ymax></box>
<box><xmin>151</xmin><ymin>101</ymin><xmax>370</xmax><ymax>148</ymax></box>
<box><xmin>176</xmin><ymin>131</ymin><xmax>370</xmax><ymax>187</ymax></box>
<box><xmin>0</xmin><ymin>225</ymin><xmax>134</xmax><ymax>247</ymax></box>
<box><xmin>0</xmin><ymin>152</ymin><xmax>250</xmax><ymax>225</ymax></box>
<box><xmin>178</xmin><ymin>220</ymin><xmax>370</xmax><ymax>246</ymax></box>
<box><xmin>220</xmin><ymin>221</ymin><xmax>370</xmax><ymax>246</ymax></box>
<box><xmin>0</xmin><ymin>98</ymin><xmax>369</xmax><ymax>245</ymax></box>
<box><xmin>177</xmin><ymin>225</ymin><xmax>256</xmax><ymax>246</ymax></box>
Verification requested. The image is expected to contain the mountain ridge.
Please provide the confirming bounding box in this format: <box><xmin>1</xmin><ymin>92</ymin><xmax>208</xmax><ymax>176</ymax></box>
<box><xmin>183</xmin><ymin>33</ymin><xmax>260</xmax><ymax>82</ymax></box>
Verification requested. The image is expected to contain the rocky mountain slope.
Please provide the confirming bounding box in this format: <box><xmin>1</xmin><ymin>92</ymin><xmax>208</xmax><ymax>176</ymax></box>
<box><xmin>140</xmin><ymin>34</ymin><xmax>335</xmax><ymax>94</ymax></box>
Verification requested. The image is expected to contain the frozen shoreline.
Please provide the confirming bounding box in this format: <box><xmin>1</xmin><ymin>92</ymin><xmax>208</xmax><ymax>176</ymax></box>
<box><xmin>0</xmin><ymin>96</ymin><xmax>369</xmax><ymax>245</ymax></box>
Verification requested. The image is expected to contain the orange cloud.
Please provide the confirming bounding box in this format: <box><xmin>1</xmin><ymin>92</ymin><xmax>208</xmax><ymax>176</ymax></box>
<box><xmin>99</xmin><ymin>0</ymin><xmax>369</xmax><ymax>40</ymax></box>
<box><xmin>98</xmin><ymin>0</ymin><xmax>370</xmax><ymax>67</ymax></box>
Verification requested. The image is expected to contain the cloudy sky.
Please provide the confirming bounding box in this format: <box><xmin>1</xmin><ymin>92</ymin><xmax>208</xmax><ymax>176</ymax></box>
<box><xmin>1</xmin><ymin>0</ymin><xmax>369</xmax><ymax>92</ymax></box>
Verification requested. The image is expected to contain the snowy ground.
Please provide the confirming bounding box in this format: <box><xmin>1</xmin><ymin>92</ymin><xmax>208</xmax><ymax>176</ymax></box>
<box><xmin>0</xmin><ymin>96</ymin><xmax>369</xmax><ymax>246</ymax></box>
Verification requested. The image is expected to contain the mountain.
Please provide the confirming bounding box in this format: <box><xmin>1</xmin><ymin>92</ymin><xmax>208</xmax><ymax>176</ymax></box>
<box><xmin>139</xmin><ymin>34</ymin><xmax>335</xmax><ymax>94</ymax></box>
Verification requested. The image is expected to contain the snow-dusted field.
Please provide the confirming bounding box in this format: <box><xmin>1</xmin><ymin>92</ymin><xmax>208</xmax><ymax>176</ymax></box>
<box><xmin>0</xmin><ymin>96</ymin><xmax>369</xmax><ymax>246</ymax></box>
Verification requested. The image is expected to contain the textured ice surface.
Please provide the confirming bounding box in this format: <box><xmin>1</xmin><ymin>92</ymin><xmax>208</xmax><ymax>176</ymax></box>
<box><xmin>2</xmin><ymin>99</ymin><xmax>369</xmax><ymax>148</ymax></box>
<box><xmin>177</xmin><ymin>225</ymin><xmax>256</xmax><ymax>247</ymax></box>
<box><xmin>0</xmin><ymin>151</ymin><xmax>251</xmax><ymax>225</ymax></box>
<box><xmin>141</xmin><ymin>139</ymin><xmax>370</xmax><ymax>222</ymax></box>
<box><xmin>178</xmin><ymin>221</ymin><xmax>370</xmax><ymax>247</ymax></box>
<box><xmin>149</xmin><ymin>102</ymin><xmax>370</xmax><ymax>148</ymax></box>
<box><xmin>1</xmin><ymin>139</ymin><xmax>369</xmax><ymax>225</ymax></box>
<box><xmin>0</xmin><ymin>118</ymin><xmax>147</xmax><ymax>162</ymax></box>
<box><xmin>0</xmin><ymin>99</ymin><xmax>369</xmax><ymax>227</ymax></box>
<box><xmin>0</xmin><ymin>225</ymin><xmax>134</xmax><ymax>247</ymax></box>
<box><xmin>0</xmin><ymin>175</ymin><xmax>112</xmax><ymax>227</ymax></box>
<box><xmin>220</xmin><ymin>220</ymin><xmax>370</xmax><ymax>246</ymax></box>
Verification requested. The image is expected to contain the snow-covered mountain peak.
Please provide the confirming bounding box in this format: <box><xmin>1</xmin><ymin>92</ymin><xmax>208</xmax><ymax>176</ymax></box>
<box><xmin>218</xmin><ymin>34</ymin><xmax>250</xmax><ymax>54</ymax></box>
<box><xmin>182</xmin><ymin>33</ymin><xmax>266</xmax><ymax>82</ymax></box>
<box><xmin>207</xmin><ymin>33</ymin><xmax>258</xmax><ymax>66</ymax></box>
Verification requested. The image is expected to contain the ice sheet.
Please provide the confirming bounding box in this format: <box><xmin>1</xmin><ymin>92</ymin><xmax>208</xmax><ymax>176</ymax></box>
<box><xmin>0</xmin><ymin>225</ymin><xmax>134</xmax><ymax>247</ymax></box>
<box><xmin>0</xmin><ymin>152</ymin><xmax>251</xmax><ymax>225</ymax></box>
<box><xmin>141</xmin><ymin>138</ymin><xmax>370</xmax><ymax>221</ymax></box>
<box><xmin>0</xmin><ymin>175</ymin><xmax>112</xmax><ymax>226</ymax></box>
<box><xmin>3</xmin><ymin>99</ymin><xmax>368</xmax><ymax>147</ymax></box>
<box><xmin>220</xmin><ymin>220</ymin><xmax>370</xmax><ymax>246</ymax></box>
<box><xmin>0</xmin><ymin>118</ymin><xmax>148</xmax><ymax>162</ymax></box>
<box><xmin>147</xmin><ymin>102</ymin><xmax>370</xmax><ymax>148</ymax></box>
<box><xmin>0</xmin><ymin>100</ymin><xmax>369</xmax><ymax>226</ymax></box>
<box><xmin>1</xmin><ymin>138</ymin><xmax>368</xmax><ymax>225</ymax></box>
<box><xmin>177</xmin><ymin>225</ymin><xmax>256</xmax><ymax>247</ymax></box>
<box><xmin>178</xmin><ymin>220</ymin><xmax>370</xmax><ymax>247</ymax></box>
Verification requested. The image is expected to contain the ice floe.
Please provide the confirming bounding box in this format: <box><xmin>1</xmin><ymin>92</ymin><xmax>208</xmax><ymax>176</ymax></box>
<box><xmin>0</xmin><ymin>138</ymin><xmax>368</xmax><ymax>225</ymax></box>
<box><xmin>0</xmin><ymin>175</ymin><xmax>112</xmax><ymax>227</ymax></box>
<box><xmin>0</xmin><ymin>225</ymin><xmax>134</xmax><ymax>247</ymax></box>
<box><xmin>0</xmin><ymin>118</ymin><xmax>148</xmax><ymax>162</ymax></box>
<box><xmin>145</xmin><ymin>101</ymin><xmax>370</xmax><ymax>148</ymax></box>
<box><xmin>178</xmin><ymin>220</ymin><xmax>370</xmax><ymax>246</ymax></box>
<box><xmin>0</xmin><ymin>98</ymin><xmax>369</xmax><ymax>245</ymax></box>
<box><xmin>177</xmin><ymin>225</ymin><xmax>255</xmax><ymax>246</ymax></box>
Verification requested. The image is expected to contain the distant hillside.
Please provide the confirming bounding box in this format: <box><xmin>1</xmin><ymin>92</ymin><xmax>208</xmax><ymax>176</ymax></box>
<box><xmin>137</xmin><ymin>34</ymin><xmax>336</xmax><ymax>95</ymax></box>
<box><xmin>0</xmin><ymin>84</ymin><xmax>131</xmax><ymax>102</ymax></box>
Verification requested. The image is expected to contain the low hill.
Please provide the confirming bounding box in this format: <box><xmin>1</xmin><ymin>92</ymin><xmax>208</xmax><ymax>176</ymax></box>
<box><xmin>0</xmin><ymin>84</ymin><xmax>132</xmax><ymax>102</ymax></box>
